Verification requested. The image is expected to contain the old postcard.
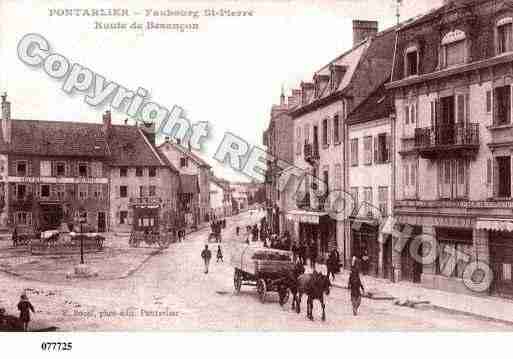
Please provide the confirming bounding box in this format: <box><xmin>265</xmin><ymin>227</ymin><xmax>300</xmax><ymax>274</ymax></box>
<box><xmin>1</xmin><ymin>0</ymin><xmax>513</xmax><ymax>355</ymax></box>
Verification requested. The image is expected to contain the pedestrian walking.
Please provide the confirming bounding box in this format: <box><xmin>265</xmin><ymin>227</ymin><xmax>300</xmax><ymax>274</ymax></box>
<box><xmin>308</xmin><ymin>242</ymin><xmax>317</xmax><ymax>270</ymax></box>
<box><xmin>291</xmin><ymin>242</ymin><xmax>299</xmax><ymax>263</ymax></box>
<box><xmin>348</xmin><ymin>258</ymin><xmax>365</xmax><ymax>316</ymax></box>
<box><xmin>201</xmin><ymin>245</ymin><xmax>212</xmax><ymax>274</ymax></box>
<box><xmin>236</xmin><ymin>226</ymin><xmax>240</xmax><ymax>236</ymax></box>
<box><xmin>17</xmin><ymin>293</ymin><xmax>35</xmax><ymax>331</ymax></box>
<box><xmin>327</xmin><ymin>250</ymin><xmax>338</xmax><ymax>281</ymax></box>
<box><xmin>216</xmin><ymin>245</ymin><xmax>223</xmax><ymax>263</ymax></box>
<box><xmin>299</xmin><ymin>242</ymin><xmax>307</xmax><ymax>265</ymax></box>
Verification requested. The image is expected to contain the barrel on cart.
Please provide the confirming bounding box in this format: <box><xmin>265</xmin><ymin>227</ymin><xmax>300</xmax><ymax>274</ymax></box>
<box><xmin>230</xmin><ymin>245</ymin><xmax>295</xmax><ymax>305</ymax></box>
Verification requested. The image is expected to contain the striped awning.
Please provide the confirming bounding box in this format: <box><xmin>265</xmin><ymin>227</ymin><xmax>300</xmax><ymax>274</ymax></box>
<box><xmin>286</xmin><ymin>210</ymin><xmax>328</xmax><ymax>224</ymax></box>
<box><xmin>476</xmin><ymin>218</ymin><xmax>513</xmax><ymax>232</ymax></box>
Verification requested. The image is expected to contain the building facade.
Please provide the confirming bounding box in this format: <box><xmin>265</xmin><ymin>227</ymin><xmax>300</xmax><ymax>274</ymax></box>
<box><xmin>263</xmin><ymin>91</ymin><xmax>295</xmax><ymax>234</ymax></box>
<box><xmin>284</xmin><ymin>20</ymin><xmax>397</xmax><ymax>265</ymax></box>
<box><xmin>106</xmin><ymin>114</ymin><xmax>180</xmax><ymax>233</ymax></box>
<box><xmin>346</xmin><ymin>84</ymin><xmax>394</xmax><ymax>278</ymax></box>
<box><xmin>0</xmin><ymin>95</ymin><xmax>110</xmax><ymax>232</ymax></box>
<box><xmin>158</xmin><ymin>140</ymin><xmax>212</xmax><ymax>226</ymax></box>
<box><xmin>388</xmin><ymin>0</ymin><xmax>513</xmax><ymax>297</ymax></box>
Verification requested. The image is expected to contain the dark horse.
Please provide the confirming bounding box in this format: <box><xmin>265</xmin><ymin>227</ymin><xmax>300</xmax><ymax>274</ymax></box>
<box><xmin>277</xmin><ymin>262</ymin><xmax>305</xmax><ymax>309</ymax></box>
<box><xmin>296</xmin><ymin>272</ymin><xmax>331</xmax><ymax>321</ymax></box>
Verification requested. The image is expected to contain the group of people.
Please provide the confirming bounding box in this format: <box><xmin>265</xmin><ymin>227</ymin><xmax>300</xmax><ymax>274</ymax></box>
<box><xmin>200</xmin><ymin>244</ymin><xmax>224</xmax><ymax>274</ymax></box>
<box><xmin>210</xmin><ymin>219</ymin><xmax>226</xmax><ymax>243</ymax></box>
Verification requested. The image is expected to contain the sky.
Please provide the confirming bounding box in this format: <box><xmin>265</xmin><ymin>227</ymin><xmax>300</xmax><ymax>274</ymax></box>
<box><xmin>0</xmin><ymin>0</ymin><xmax>443</xmax><ymax>182</ymax></box>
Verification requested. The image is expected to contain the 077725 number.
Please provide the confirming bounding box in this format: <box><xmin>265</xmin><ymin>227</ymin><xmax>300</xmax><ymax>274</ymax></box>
<box><xmin>41</xmin><ymin>342</ymin><xmax>72</xmax><ymax>351</ymax></box>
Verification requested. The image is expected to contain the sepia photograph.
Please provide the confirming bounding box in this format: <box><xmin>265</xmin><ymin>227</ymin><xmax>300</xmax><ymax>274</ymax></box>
<box><xmin>0</xmin><ymin>0</ymin><xmax>512</xmax><ymax>356</ymax></box>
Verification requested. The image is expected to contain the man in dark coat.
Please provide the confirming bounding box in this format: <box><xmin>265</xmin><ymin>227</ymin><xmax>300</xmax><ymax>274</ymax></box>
<box><xmin>326</xmin><ymin>250</ymin><xmax>338</xmax><ymax>281</ymax></box>
<box><xmin>201</xmin><ymin>245</ymin><xmax>212</xmax><ymax>274</ymax></box>
<box><xmin>299</xmin><ymin>242</ymin><xmax>307</xmax><ymax>265</ymax></box>
<box><xmin>348</xmin><ymin>262</ymin><xmax>365</xmax><ymax>316</ymax></box>
<box><xmin>308</xmin><ymin>242</ymin><xmax>317</xmax><ymax>270</ymax></box>
<box><xmin>17</xmin><ymin>294</ymin><xmax>35</xmax><ymax>331</ymax></box>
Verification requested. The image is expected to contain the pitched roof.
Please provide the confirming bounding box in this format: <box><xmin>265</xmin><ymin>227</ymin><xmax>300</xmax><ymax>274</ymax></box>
<box><xmin>211</xmin><ymin>176</ymin><xmax>230</xmax><ymax>191</ymax></box>
<box><xmin>180</xmin><ymin>174</ymin><xmax>200</xmax><ymax>194</ymax></box>
<box><xmin>158</xmin><ymin>140</ymin><xmax>211</xmax><ymax>169</ymax></box>
<box><xmin>107</xmin><ymin>125</ymin><xmax>172</xmax><ymax>168</ymax></box>
<box><xmin>346</xmin><ymin>82</ymin><xmax>393</xmax><ymax>125</ymax></box>
<box><xmin>0</xmin><ymin>119</ymin><xmax>109</xmax><ymax>157</ymax></box>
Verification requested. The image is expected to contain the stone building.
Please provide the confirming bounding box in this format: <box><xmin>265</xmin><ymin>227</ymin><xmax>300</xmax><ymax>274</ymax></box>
<box><xmin>158</xmin><ymin>140</ymin><xmax>212</xmax><ymax>227</ymax></box>
<box><xmin>387</xmin><ymin>0</ymin><xmax>513</xmax><ymax>297</ymax></box>
<box><xmin>0</xmin><ymin>95</ymin><xmax>110</xmax><ymax>232</ymax></box>
<box><xmin>285</xmin><ymin>20</ymin><xmax>397</xmax><ymax>265</ymax></box>
<box><xmin>263</xmin><ymin>89</ymin><xmax>295</xmax><ymax>234</ymax></box>
<box><xmin>106</xmin><ymin>113</ymin><xmax>181</xmax><ymax>234</ymax></box>
<box><xmin>346</xmin><ymin>83</ymin><xmax>394</xmax><ymax>278</ymax></box>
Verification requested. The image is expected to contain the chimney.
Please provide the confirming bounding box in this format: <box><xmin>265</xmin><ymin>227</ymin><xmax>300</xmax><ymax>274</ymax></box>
<box><xmin>1</xmin><ymin>93</ymin><xmax>11</xmax><ymax>144</ymax></box>
<box><xmin>280</xmin><ymin>86</ymin><xmax>286</xmax><ymax>106</ymax></box>
<box><xmin>102</xmin><ymin>110</ymin><xmax>112</xmax><ymax>139</ymax></box>
<box><xmin>292</xmin><ymin>89</ymin><xmax>301</xmax><ymax>108</ymax></box>
<box><xmin>300</xmin><ymin>82</ymin><xmax>314</xmax><ymax>105</ymax></box>
<box><xmin>353</xmin><ymin>20</ymin><xmax>378</xmax><ymax>46</ymax></box>
<box><xmin>140</xmin><ymin>121</ymin><xmax>156</xmax><ymax>145</ymax></box>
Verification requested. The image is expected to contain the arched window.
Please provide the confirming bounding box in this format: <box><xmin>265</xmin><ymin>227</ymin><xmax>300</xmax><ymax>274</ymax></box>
<box><xmin>496</xmin><ymin>17</ymin><xmax>513</xmax><ymax>55</ymax></box>
<box><xmin>404</xmin><ymin>45</ymin><xmax>419</xmax><ymax>77</ymax></box>
<box><xmin>440</xmin><ymin>29</ymin><xmax>467</xmax><ymax>68</ymax></box>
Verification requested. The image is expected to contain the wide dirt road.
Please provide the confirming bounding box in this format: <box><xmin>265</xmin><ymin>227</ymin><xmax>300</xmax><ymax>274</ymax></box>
<box><xmin>1</xmin><ymin>211</ymin><xmax>511</xmax><ymax>331</ymax></box>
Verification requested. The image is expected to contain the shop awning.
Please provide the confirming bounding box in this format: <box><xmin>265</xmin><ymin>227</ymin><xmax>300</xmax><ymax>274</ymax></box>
<box><xmin>476</xmin><ymin>218</ymin><xmax>513</xmax><ymax>232</ymax></box>
<box><xmin>286</xmin><ymin>210</ymin><xmax>328</xmax><ymax>224</ymax></box>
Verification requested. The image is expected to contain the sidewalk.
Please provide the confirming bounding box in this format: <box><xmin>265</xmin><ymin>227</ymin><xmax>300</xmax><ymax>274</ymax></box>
<box><xmin>313</xmin><ymin>263</ymin><xmax>513</xmax><ymax>325</ymax></box>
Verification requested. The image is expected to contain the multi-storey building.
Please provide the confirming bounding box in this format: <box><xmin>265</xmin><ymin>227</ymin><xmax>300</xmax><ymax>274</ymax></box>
<box><xmin>0</xmin><ymin>94</ymin><xmax>110</xmax><ymax>231</ymax></box>
<box><xmin>158</xmin><ymin>139</ymin><xmax>212</xmax><ymax>227</ymax></box>
<box><xmin>106</xmin><ymin>113</ymin><xmax>181</xmax><ymax>233</ymax></box>
<box><xmin>387</xmin><ymin>0</ymin><xmax>513</xmax><ymax>297</ymax></box>
<box><xmin>346</xmin><ymin>83</ymin><xmax>394</xmax><ymax>278</ymax></box>
<box><xmin>210</xmin><ymin>177</ymin><xmax>232</xmax><ymax>219</ymax></box>
<box><xmin>263</xmin><ymin>90</ymin><xmax>295</xmax><ymax>234</ymax></box>
<box><xmin>230</xmin><ymin>182</ymin><xmax>250</xmax><ymax>212</ymax></box>
<box><xmin>285</xmin><ymin>20</ymin><xmax>396</xmax><ymax>265</ymax></box>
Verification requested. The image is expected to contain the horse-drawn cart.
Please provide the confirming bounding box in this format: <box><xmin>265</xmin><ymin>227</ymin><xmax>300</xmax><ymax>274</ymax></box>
<box><xmin>230</xmin><ymin>245</ymin><xmax>295</xmax><ymax>304</ymax></box>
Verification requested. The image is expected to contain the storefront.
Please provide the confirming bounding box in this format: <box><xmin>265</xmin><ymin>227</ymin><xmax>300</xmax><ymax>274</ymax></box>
<box><xmin>351</xmin><ymin>220</ymin><xmax>379</xmax><ymax>276</ymax></box>
<box><xmin>476</xmin><ymin>218</ymin><xmax>513</xmax><ymax>298</ymax></box>
<box><xmin>286</xmin><ymin>209</ymin><xmax>337</xmax><ymax>261</ymax></box>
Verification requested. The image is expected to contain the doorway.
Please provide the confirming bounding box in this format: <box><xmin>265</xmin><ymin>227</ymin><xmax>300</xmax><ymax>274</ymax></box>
<box><xmin>39</xmin><ymin>204</ymin><xmax>63</xmax><ymax>231</ymax></box>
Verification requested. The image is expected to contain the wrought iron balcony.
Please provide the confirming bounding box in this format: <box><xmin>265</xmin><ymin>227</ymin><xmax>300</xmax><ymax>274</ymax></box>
<box><xmin>414</xmin><ymin>123</ymin><xmax>479</xmax><ymax>159</ymax></box>
<box><xmin>304</xmin><ymin>142</ymin><xmax>320</xmax><ymax>165</ymax></box>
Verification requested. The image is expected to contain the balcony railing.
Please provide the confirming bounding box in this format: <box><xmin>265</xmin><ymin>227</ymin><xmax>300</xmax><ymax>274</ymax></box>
<box><xmin>304</xmin><ymin>142</ymin><xmax>320</xmax><ymax>165</ymax></box>
<box><xmin>414</xmin><ymin>123</ymin><xmax>479</xmax><ymax>158</ymax></box>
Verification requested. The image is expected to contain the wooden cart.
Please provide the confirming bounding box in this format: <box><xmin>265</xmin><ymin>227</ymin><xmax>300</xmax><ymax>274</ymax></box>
<box><xmin>230</xmin><ymin>245</ymin><xmax>295</xmax><ymax>304</ymax></box>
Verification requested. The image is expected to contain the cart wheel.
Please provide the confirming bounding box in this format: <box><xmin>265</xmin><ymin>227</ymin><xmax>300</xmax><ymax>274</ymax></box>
<box><xmin>234</xmin><ymin>269</ymin><xmax>242</xmax><ymax>293</ymax></box>
<box><xmin>256</xmin><ymin>278</ymin><xmax>267</xmax><ymax>303</ymax></box>
<box><xmin>279</xmin><ymin>286</ymin><xmax>290</xmax><ymax>306</ymax></box>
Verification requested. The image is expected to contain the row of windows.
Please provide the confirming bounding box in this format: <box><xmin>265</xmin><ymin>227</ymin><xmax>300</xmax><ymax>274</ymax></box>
<box><xmin>404</xmin><ymin>20</ymin><xmax>513</xmax><ymax>78</ymax></box>
<box><xmin>403</xmin><ymin>86</ymin><xmax>512</xmax><ymax>132</ymax></box>
<box><xmin>12</xmin><ymin>183</ymin><xmax>105</xmax><ymax>201</ymax></box>
<box><xmin>119</xmin><ymin>167</ymin><xmax>158</xmax><ymax>178</ymax></box>
<box><xmin>349</xmin><ymin>186</ymin><xmax>389</xmax><ymax>217</ymax></box>
<box><xmin>14</xmin><ymin>160</ymin><xmax>162</xmax><ymax>179</ymax></box>
<box><xmin>350</xmin><ymin>133</ymin><xmax>391</xmax><ymax>167</ymax></box>
<box><xmin>15</xmin><ymin>160</ymin><xmax>103</xmax><ymax>178</ymax></box>
<box><xmin>118</xmin><ymin>185</ymin><xmax>157</xmax><ymax>198</ymax></box>
<box><xmin>296</xmin><ymin>111</ymin><xmax>345</xmax><ymax>157</ymax></box>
